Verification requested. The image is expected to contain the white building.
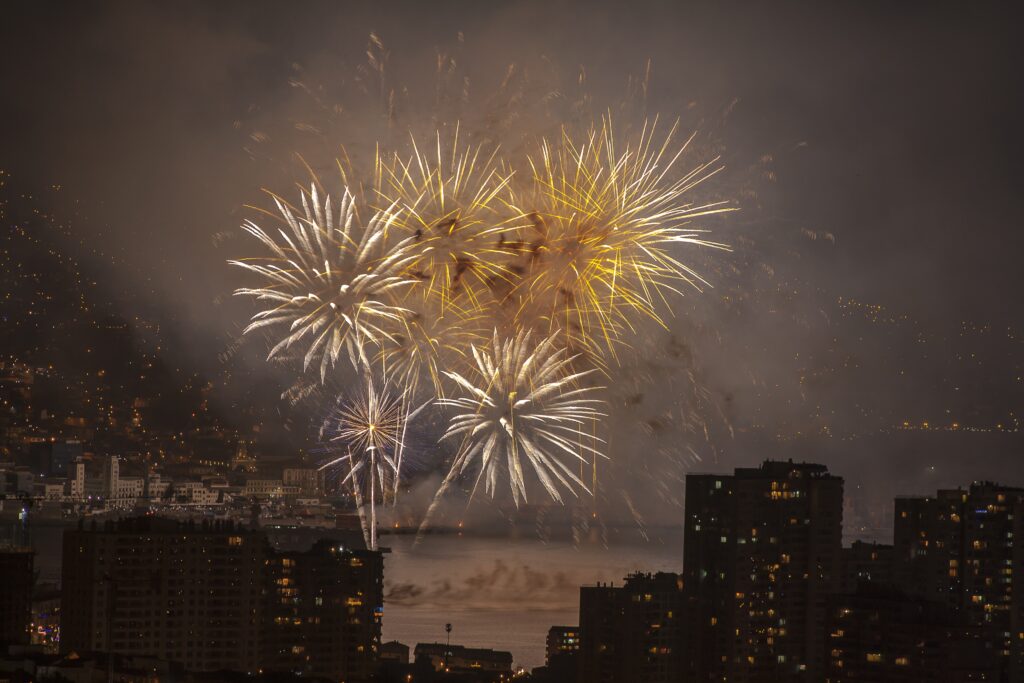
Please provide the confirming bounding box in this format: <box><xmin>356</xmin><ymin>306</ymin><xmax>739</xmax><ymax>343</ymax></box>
<box><xmin>43</xmin><ymin>480</ymin><xmax>66</xmax><ymax>500</ymax></box>
<box><xmin>110</xmin><ymin>477</ymin><xmax>144</xmax><ymax>508</ymax></box>
<box><xmin>173</xmin><ymin>481</ymin><xmax>225</xmax><ymax>506</ymax></box>
<box><xmin>146</xmin><ymin>472</ymin><xmax>172</xmax><ymax>500</ymax></box>
<box><xmin>243</xmin><ymin>479</ymin><xmax>288</xmax><ymax>498</ymax></box>
<box><xmin>70</xmin><ymin>460</ymin><xmax>85</xmax><ymax>500</ymax></box>
<box><xmin>283</xmin><ymin>468</ymin><xmax>324</xmax><ymax>496</ymax></box>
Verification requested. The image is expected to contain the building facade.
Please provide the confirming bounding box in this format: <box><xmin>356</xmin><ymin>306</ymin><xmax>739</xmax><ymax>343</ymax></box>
<box><xmin>263</xmin><ymin>539</ymin><xmax>383</xmax><ymax>681</ymax></box>
<box><xmin>683</xmin><ymin>460</ymin><xmax>844</xmax><ymax>682</ymax></box>
<box><xmin>546</xmin><ymin>625</ymin><xmax>580</xmax><ymax>663</ymax></box>
<box><xmin>824</xmin><ymin>582</ymin><xmax>994</xmax><ymax>682</ymax></box>
<box><xmin>413</xmin><ymin>642</ymin><xmax>514</xmax><ymax>677</ymax></box>
<box><xmin>894</xmin><ymin>482</ymin><xmax>1024</xmax><ymax>681</ymax></box>
<box><xmin>61</xmin><ymin>517</ymin><xmax>268</xmax><ymax>672</ymax></box>
<box><xmin>60</xmin><ymin>517</ymin><xmax>383</xmax><ymax>681</ymax></box>
<box><xmin>578</xmin><ymin>572</ymin><xmax>685</xmax><ymax>683</ymax></box>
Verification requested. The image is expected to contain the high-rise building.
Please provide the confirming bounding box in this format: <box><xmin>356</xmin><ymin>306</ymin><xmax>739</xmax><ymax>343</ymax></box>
<box><xmin>579</xmin><ymin>583</ymin><xmax>618</xmax><ymax>683</ymax></box>
<box><xmin>61</xmin><ymin>517</ymin><xmax>268</xmax><ymax>672</ymax></box>
<box><xmin>0</xmin><ymin>547</ymin><xmax>34</xmax><ymax>645</ymax></box>
<box><xmin>578</xmin><ymin>572</ymin><xmax>685</xmax><ymax>683</ymax></box>
<box><xmin>60</xmin><ymin>517</ymin><xmax>384</xmax><ymax>681</ymax></box>
<box><xmin>263</xmin><ymin>539</ymin><xmax>383</xmax><ymax>681</ymax></box>
<box><xmin>893</xmin><ymin>489</ymin><xmax>964</xmax><ymax>613</ymax></box>
<box><xmin>683</xmin><ymin>460</ymin><xmax>844</xmax><ymax>682</ymax></box>
<box><xmin>894</xmin><ymin>482</ymin><xmax>1024</xmax><ymax>681</ymax></box>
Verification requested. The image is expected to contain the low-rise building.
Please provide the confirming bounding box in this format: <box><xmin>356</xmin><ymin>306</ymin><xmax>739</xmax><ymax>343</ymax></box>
<box><xmin>413</xmin><ymin>642</ymin><xmax>513</xmax><ymax>677</ymax></box>
<box><xmin>244</xmin><ymin>479</ymin><xmax>288</xmax><ymax>498</ymax></box>
<box><xmin>283</xmin><ymin>468</ymin><xmax>323</xmax><ymax>496</ymax></box>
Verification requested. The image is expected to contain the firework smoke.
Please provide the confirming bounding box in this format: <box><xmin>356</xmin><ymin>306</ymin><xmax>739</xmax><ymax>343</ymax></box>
<box><xmin>231</xmin><ymin>50</ymin><xmax>732</xmax><ymax>541</ymax></box>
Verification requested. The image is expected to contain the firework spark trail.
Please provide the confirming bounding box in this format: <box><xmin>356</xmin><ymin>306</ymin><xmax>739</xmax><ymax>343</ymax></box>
<box><xmin>319</xmin><ymin>378</ymin><xmax>427</xmax><ymax>549</ymax></box>
<box><xmin>230</xmin><ymin>185</ymin><xmax>420</xmax><ymax>381</ymax></box>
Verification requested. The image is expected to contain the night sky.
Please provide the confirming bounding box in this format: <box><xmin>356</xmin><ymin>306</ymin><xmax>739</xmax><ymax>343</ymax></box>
<box><xmin>2</xmin><ymin>1</ymin><xmax>1023</xmax><ymax>532</ymax></box>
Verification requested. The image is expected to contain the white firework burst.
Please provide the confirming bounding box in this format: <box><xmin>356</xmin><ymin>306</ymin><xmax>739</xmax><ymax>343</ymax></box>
<box><xmin>319</xmin><ymin>378</ymin><xmax>426</xmax><ymax>549</ymax></box>
<box><xmin>437</xmin><ymin>329</ymin><xmax>605</xmax><ymax>505</ymax></box>
<box><xmin>231</xmin><ymin>184</ymin><xmax>419</xmax><ymax>381</ymax></box>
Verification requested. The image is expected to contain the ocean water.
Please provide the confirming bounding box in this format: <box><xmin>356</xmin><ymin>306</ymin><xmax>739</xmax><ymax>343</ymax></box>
<box><xmin>380</xmin><ymin>531</ymin><xmax>683</xmax><ymax>670</ymax></box>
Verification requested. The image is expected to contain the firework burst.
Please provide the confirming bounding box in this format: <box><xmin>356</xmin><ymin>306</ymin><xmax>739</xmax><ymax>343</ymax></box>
<box><xmin>435</xmin><ymin>329</ymin><xmax>605</xmax><ymax>506</ymax></box>
<box><xmin>231</xmin><ymin>185</ymin><xmax>419</xmax><ymax>381</ymax></box>
<box><xmin>509</xmin><ymin>117</ymin><xmax>732</xmax><ymax>357</ymax></box>
<box><xmin>319</xmin><ymin>378</ymin><xmax>426</xmax><ymax>549</ymax></box>
<box><xmin>375</xmin><ymin>127</ymin><xmax>523</xmax><ymax>313</ymax></box>
<box><xmin>232</xmin><ymin>52</ymin><xmax>735</xmax><ymax>542</ymax></box>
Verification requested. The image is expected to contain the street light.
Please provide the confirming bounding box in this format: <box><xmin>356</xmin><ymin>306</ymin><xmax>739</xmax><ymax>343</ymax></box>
<box><xmin>444</xmin><ymin>623</ymin><xmax>452</xmax><ymax>671</ymax></box>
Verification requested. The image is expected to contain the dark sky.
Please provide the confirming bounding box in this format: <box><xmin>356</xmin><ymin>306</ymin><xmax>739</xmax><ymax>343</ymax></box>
<box><xmin>2</xmin><ymin>1</ymin><xmax>1022</xmax><ymax>528</ymax></box>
